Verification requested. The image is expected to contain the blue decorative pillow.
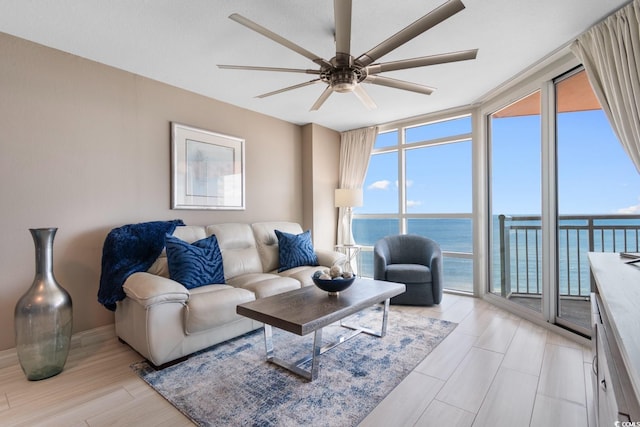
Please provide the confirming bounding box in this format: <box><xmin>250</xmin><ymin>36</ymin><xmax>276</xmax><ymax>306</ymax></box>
<box><xmin>165</xmin><ymin>234</ymin><xmax>225</xmax><ymax>289</ymax></box>
<box><xmin>275</xmin><ymin>229</ymin><xmax>319</xmax><ymax>272</ymax></box>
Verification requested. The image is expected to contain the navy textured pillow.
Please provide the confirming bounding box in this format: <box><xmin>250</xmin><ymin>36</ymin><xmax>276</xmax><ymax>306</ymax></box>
<box><xmin>275</xmin><ymin>229</ymin><xmax>319</xmax><ymax>272</ymax></box>
<box><xmin>165</xmin><ymin>234</ymin><xmax>225</xmax><ymax>289</ymax></box>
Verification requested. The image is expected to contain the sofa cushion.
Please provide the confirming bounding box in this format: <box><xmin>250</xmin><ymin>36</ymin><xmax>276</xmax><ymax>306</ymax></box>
<box><xmin>275</xmin><ymin>229</ymin><xmax>319</xmax><ymax>272</ymax></box>
<box><xmin>276</xmin><ymin>265</ymin><xmax>324</xmax><ymax>287</ymax></box>
<box><xmin>226</xmin><ymin>273</ymin><xmax>301</xmax><ymax>299</ymax></box>
<box><xmin>185</xmin><ymin>285</ymin><xmax>255</xmax><ymax>334</ymax></box>
<box><xmin>165</xmin><ymin>234</ymin><xmax>225</xmax><ymax>289</ymax></box>
<box><xmin>206</xmin><ymin>223</ymin><xmax>264</xmax><ymax>279</ymax></box>
<box><xmin>171</xmin><ymin>225</ymin><xmax>208</xmax><ymax>245</ymax></box>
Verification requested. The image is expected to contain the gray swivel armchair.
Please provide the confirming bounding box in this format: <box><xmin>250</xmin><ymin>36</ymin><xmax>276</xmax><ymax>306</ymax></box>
<box><xmin>373</xmin><ymin>234</ymin><xmax>443</xmax><ymax>306</ymax></box>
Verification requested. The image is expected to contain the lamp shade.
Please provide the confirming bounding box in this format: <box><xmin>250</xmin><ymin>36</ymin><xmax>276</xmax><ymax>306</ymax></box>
<box><xmin>335</xmin><ymin>188</ymin><xmax>363</xmax><ymax>208</ymax></box>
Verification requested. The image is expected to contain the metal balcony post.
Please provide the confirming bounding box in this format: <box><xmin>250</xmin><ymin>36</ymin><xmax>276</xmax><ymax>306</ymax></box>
<box><xmin>499</xmin><ymin>215</ymin><xmax>512</xmax><ymax>298</ymax></box>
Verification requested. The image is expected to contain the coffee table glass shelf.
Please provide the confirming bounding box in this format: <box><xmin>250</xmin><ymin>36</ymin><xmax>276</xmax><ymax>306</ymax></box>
<box><xmin>236</xmin><ymin>278</ymin><xmax>405</xmax><ymax>381</ymax></box>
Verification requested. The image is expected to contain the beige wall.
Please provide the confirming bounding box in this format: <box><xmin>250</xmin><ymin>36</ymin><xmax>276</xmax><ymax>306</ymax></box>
<box><xmin>0</xmin><ymin>32</ymin><xmax>337</xmax><ymax>350</ymax></box>
<box><xmin>302</xmin><ymin>124</ymin><xmax>341</xmax><ymax>250</ymax></box>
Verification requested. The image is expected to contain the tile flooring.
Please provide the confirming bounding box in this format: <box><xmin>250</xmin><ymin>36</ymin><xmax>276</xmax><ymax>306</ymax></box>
<box><xmin>0</xmin><ymin>293</ymin><xmax>593</xmax><ymax>426</ymax></box>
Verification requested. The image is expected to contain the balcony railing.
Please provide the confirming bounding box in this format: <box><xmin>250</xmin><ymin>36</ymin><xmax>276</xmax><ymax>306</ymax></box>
<box><xmin>498</xmin><ymin>214</ymin><xmax>640</xmax><ymax>298</ymax></box>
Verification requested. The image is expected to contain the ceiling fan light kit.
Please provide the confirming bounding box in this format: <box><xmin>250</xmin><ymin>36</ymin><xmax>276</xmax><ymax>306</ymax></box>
<box><xmin>218</xmin><ymin>0</ymin><xmax>478</xmax><ymax>111</ymax></box>
<box><xmin>329</xmin><ymin>69</ymin><xmax>360</xmax><ymax>93</ymax></box>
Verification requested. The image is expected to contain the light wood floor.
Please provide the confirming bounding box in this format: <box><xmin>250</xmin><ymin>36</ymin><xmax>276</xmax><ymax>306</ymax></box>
<box><xmin>0</xmin><ymin>294</ymin><xmax>594</xmax><ymax>427</ymax></box>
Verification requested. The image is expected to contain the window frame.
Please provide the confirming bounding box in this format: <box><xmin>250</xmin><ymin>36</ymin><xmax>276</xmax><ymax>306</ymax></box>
<box><xmin>357</xmin><ymin>109</ymin><xmax>475</xmax><ymax>293</ymax></box>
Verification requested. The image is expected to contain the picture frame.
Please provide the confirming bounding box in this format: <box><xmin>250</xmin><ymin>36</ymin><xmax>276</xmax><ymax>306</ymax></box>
<box><xmin>171</xmin><ymin>122</ymin><xmax>245</xmax><ymax>210</ymax></box>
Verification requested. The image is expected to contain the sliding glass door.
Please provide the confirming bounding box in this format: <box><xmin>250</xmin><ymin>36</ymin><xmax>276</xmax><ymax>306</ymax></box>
<box><xmin>555</xmin><ymin>68</ymin><xmax>640</xmax><ymax>334</ymax></box>
<box><xmin>489</xmin><ymin>91</ymin><xmax>543</xmax><ymax>314</ymax></box>
<box><xmin>488</xmin><ymin>64</ymin><xmax>640</xmax><ymax>336</ymax></box>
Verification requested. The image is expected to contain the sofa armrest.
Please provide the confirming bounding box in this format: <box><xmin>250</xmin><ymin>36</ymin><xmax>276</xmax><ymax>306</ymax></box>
<box><xmin>122</xmin><ymin>272</ymin><xmax>189</xmax><ymax>308</ymax></box>
<box><xmin>316</xmin><ymin>249</ymin><xmax>346</xmax><ymax>268</ymax></box>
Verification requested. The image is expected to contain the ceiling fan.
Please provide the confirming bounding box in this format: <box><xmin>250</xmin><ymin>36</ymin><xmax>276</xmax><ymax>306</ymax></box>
<box><xmin>218</xmin><ymin>0</ymin><xmax>478</xmax><ymax>111</ymax></box>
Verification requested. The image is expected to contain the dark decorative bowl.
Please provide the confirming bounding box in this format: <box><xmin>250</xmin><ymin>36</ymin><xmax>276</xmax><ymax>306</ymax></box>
<box><xmin>312</xmin><ymin>276</ymin><xmax>356</xmax><ymax>295</ymax></box>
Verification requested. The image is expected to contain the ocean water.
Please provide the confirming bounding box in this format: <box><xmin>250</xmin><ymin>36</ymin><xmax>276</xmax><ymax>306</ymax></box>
<box><xmin>352</xmin><ymin>216</ymin><xmax>640</xmax><ymax>295</ymax></box>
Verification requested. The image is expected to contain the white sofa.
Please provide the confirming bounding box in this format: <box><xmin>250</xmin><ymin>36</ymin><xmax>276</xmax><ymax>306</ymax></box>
<box><xmin>115</xmin><ymin>221</ymin><xmax>343</xmax><ymax>366</ymax></box>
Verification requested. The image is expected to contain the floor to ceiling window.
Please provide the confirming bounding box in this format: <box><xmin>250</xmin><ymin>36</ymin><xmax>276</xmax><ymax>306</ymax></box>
<box><xmin>353</xmin><ymin>114</ymin><xmax>473</xmax><ymax>293</ymax></box>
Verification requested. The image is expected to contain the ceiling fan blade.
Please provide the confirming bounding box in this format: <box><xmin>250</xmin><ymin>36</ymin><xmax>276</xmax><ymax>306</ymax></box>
<box><xmin>256</xmin><ymin>79</ymin><xmax>323</xmax><ymax>98</ymax></box>
<box><xmin>355</xmin><ymin>0</ymin><xmax>466</xmax><ymax>67</ymax></box>
<box><xmin>218</xmin><ymin>64</ymin><xmax>321</xmax><ymax>75</ymax></box>
<box><xmin>365</xmin><ymin>75</ymin><xmax>435</xmax><ymax>95</ymax></box>
<box><xmin>353</xmin><ymin>85</ymin><xmax>377</xmax><ymax>110</ymax></box>
<box><xmin>310</xmin><ymin>86</ymin><xmax>333</xmax><ymax>111</ymax></box>
<box><xmin>334</xmin><ymin>0</ymin><xmax>352</xmax><ymax>60</ymax></box>
<box><xmin>367</xmin><ymin>49</ymin><xmax>478</xmax><ymax>74</ymax></box>
<box><xmin>229</xmin><ymin>14</ymin><xmax>332</xmax><ymax>68</ymax></box>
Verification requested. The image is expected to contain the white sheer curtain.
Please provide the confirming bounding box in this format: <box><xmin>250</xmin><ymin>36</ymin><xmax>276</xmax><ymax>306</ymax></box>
<box><xmin>570</xmin><ymin>0</ymin><xmax>640</xmax><ymax>173</ymax></box>
<box><xmin>336</xmin><ymin>126</ymin><xmax>378</xmax><ymax>245</ymax></box>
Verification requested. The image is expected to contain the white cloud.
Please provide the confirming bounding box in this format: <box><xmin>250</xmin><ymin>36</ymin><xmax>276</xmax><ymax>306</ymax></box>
<box><xmin>406</xmin><ymin>200</ymin><xmax>422</xmax><ymax>208</ymax></box>
<box><xmin>368</xmin><ymin>180</ymin><xmax>391</xmax><ymax>190</ymax></box>
<box><xmin>616</xmin><ymin>196</ymin><xmax>640</xmax><ymax>214</ymax></box>
<box><xmin>617</xmin><ymin>203</ymin><xmax>640</xmax><ymax>214</ymax></box>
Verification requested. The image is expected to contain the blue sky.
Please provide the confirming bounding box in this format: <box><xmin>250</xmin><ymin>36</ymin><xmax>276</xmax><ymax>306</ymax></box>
<box><xmin>361</xmin><ymin>110</ymin><xmax>640</xmax><ymax>215</ymax></box>
<box><xmin>557</xmin><ymin>110</ymin><xmax>640</xmax><ymax>214</ymax></box>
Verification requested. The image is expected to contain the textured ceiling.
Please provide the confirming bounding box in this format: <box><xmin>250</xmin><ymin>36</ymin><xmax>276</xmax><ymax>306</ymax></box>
<box><xmin>0</xmin><ymin>0</ymin><xmax>629</xmax><ymax>131</ymax></box>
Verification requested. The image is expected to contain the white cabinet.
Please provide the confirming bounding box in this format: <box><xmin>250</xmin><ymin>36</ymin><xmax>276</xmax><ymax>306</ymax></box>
<box><xmin>589</xmin><ymin>253</ymin><xmax>640</xmax><ymax>426</ymax></box>
<box><xmin>593</xmin><ymin>299</ymin><xmax>630</xmax><ymax>425</ymax></box>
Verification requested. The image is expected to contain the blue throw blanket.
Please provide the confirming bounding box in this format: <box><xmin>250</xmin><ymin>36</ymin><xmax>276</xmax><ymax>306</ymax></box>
<box><xmin>98</xmin><ymin>219</ymin><xmax>184</xmax><ymax>311</ymax></box>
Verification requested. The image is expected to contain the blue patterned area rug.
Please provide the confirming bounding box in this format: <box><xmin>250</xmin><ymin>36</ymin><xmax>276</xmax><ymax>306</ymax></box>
<box><xmin>131</xmin><ymin>306</ymin><xmax>456</xmax><ymax>427</ymax></box>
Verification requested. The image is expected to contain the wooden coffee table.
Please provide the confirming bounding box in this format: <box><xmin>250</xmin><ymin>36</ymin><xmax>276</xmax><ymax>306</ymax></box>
<box><xmin>236</xmin><ymin>278</ymin><xmax>405</xmax><ymax>381</ymax></box>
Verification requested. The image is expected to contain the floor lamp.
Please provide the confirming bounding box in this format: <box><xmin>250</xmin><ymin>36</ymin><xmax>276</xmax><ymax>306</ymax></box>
<box><xmin>335</xmin><ymin>188</ymin><xmax>363</xmax><ymax>246</ymax></box>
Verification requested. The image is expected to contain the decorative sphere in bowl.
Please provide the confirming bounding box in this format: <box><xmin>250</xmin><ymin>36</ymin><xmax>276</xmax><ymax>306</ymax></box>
<box><xmin>312</xmin><ymin>274</ymin><xmax>355</xmax><ymax>295</ymax></box>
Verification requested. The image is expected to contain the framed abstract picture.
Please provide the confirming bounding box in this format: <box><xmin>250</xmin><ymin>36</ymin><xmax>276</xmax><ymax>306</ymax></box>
<box><xmin>171</xmin><ymin>122</ymin><xmax>245</xmax><ymax>210</ymax></box>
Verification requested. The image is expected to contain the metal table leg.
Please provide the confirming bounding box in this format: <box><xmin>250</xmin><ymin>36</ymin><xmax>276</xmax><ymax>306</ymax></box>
<box><xmin>261</xmin><ymin>299</ymin><xmax>391</xmax><ymax>381</ymax></box>
<box><xmin>263</xmin><ymin>324</ymin><xmax>323</xmax><ymax>381</ymax></box>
